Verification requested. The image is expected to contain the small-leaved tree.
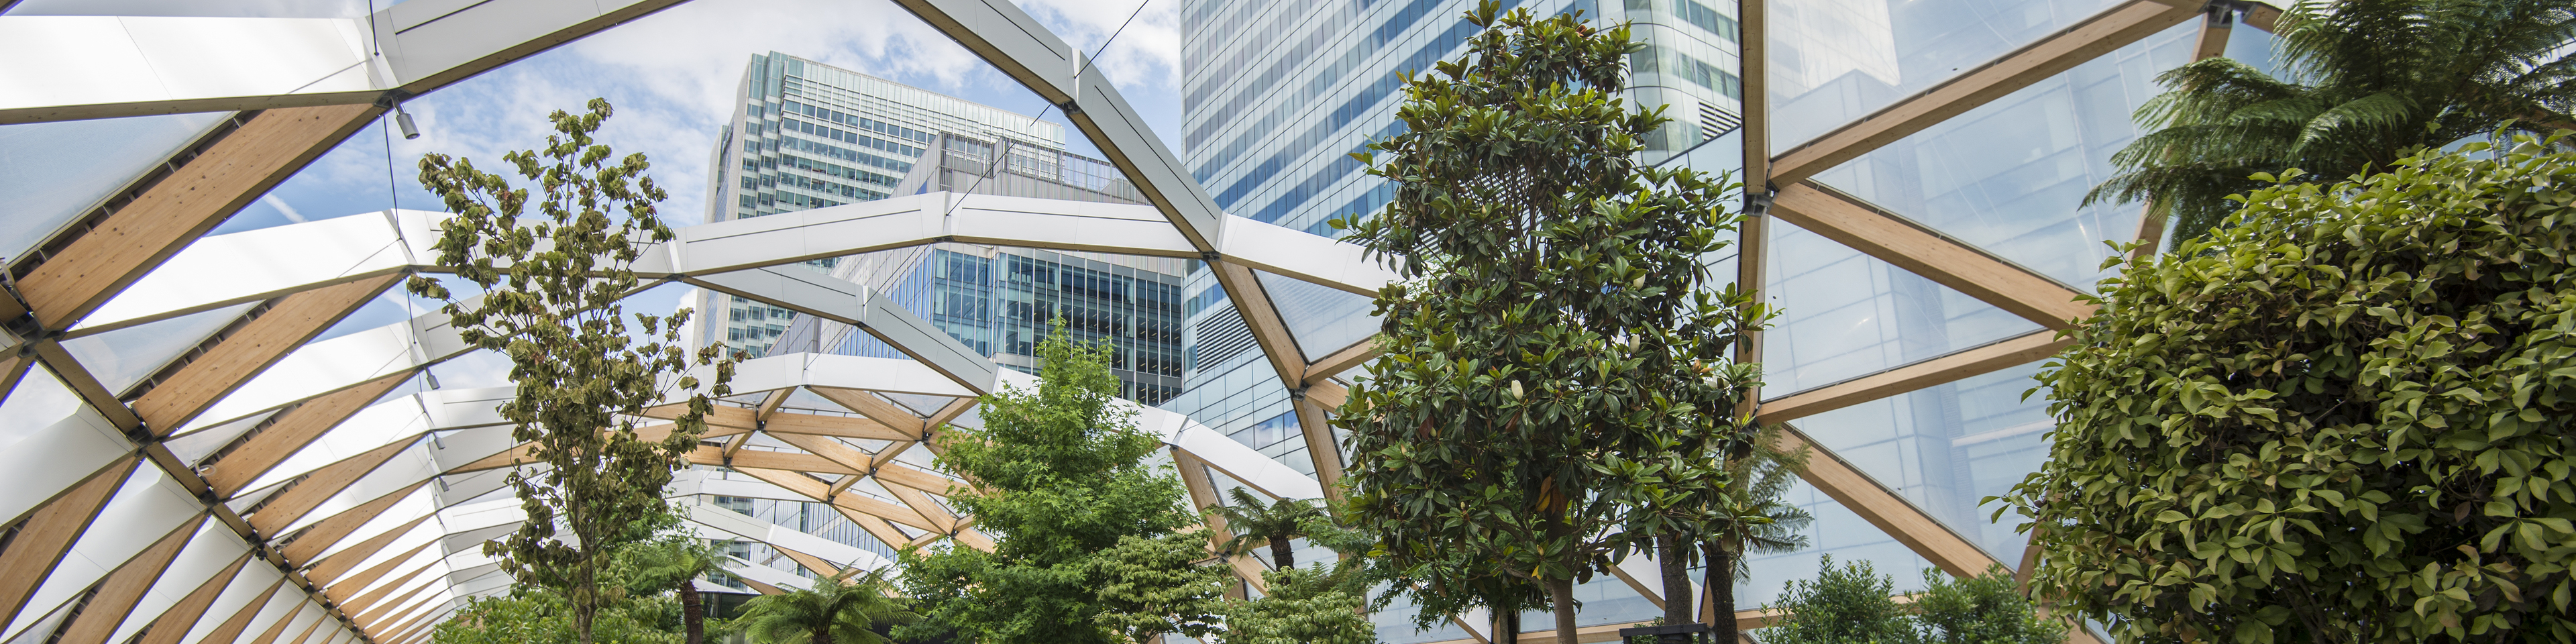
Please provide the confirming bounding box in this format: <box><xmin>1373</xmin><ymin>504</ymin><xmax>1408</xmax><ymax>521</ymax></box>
<box><xmin>1222</xmin><ymin>567</ymin><xmax>1379</xmax><ymax>644</ymax></box>
<box><xmin>898</xmin><ymin>325</ymin><xmax>1222</xmax><ymax>643</ymax></box>
<box><xmin>1335</xmin><ymin>4</ymin><xmax>1762</xmax><ymax>643</ymax></box>
<box><xmin>2006</xmin><ymin>133</ymin><xmax>2576</xmax><ymax>643</ymax></box>
<box><xmin>411</xmin><ymin>98</ymin><xmax>735</xmax><ymax>644</ymax></box>
<box><xmin>1760</xmin><ymin>557</ymin><xmax>1912</xmax><ymax>644</ymax></box>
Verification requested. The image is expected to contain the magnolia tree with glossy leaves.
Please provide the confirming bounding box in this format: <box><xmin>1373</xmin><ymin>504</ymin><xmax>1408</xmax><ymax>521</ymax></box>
<box><xmin>409</xmin><ymin>99</ymin><xmax>736</xmax><ymax>644</ymax></box>
<box><xmin>2005</xmin><ymin>134</ymin><xmax>2576</xmax><ymax>643</ymax></box>
<box><xmin>1332</xmin><ymin>3</ymin><xmax>1768</xmax><ymax>643</ymax></box>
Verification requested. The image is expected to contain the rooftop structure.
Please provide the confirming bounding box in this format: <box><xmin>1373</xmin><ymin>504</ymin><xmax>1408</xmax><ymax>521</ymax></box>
<box><xmin>0</xmin><ymin>0</ymin><xmax>2263</xmax><ymax>643</ymax></box>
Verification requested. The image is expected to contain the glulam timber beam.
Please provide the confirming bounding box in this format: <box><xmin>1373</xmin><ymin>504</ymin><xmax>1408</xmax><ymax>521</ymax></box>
<box><xmin>1212</xmin><ymin>262</ymin><xmax>1309</xmax><ymax>390</ymax></box>
<box><xmin>302</xmin><ymin>515</ymin><xmax>432</xmax><ymax>584</ymax></box>
<box><xmin>807</xmin><ymin>388</ymin><xmax>927</xmax><ymax>437</ymax></box>
<box><xmin>191</xmin><ymin>578</ymin><xmax>290</xmax><ymax>644</ymax></box>
<box><xmin>278</xmin><ymin>483</ymin><xmax>428</xmax><ymax>566</ymax></box>
<box><xmin>1776</xmin><ymin>427</ymin><xmax>2002</xmax><ymax>578</ymax></box>
<box><xmin>1303</xmin><ymin>341</ymin><xmax>1379</xmax><ymax>386</ymax></box>
<box><xmin>729</xmin><ymin>466</ymin><xmax>938</xmax><ymax>531</ymax></box>
<box><xmin>11</xmin><ymin>105</ymin><xmax>380</xmax><ymax>330</ymax></box>
<box><xmin>0</xmin><ymin>457</ymin><xmax>138</xmax><ymax>628</ymax></box>
<box><xmin>132</xmin><ymin>274</ymin><xmax>399</xmax><ymax>433</ymax></box>
<box><xmin>1766</xmin><ymin>0</ymin><xmax>2202</xmax><ymax>185</ymax></box>
<box><xmin>1757</xmin><ymin>331</ymin><xmax>2069</xmax><ymax>424</ymax></box>
<box><xmin>1769</xmin><ymin>183</ymin><xmax>2094</xmax><ymax>329</ymax></box>
<box><xmin>1291</xmin><ymin>396</ymin><xmax>1346</xmax><ymax>498</ymax></box>
<box><xmin>245</xmin><ymin>439</ymin><xmax>417</xmax><ymax>536</ymax></box>
<box><xmin>203</xmin><ymin>372</ymin><xmax>413</xmax><ymax>496</ymax></box>
<box><xmin>316</xmin><ymin>539</ymin><xmax>438</xmax><ymax>598</ymax></box>
<box><xmin>130</xmin><ymin>552</ymin><xmax>256</xmax><ymax>644</ymax></box>
<box><xmin>52</xmin><ymin>514</ymin><xmax>209</xmax><ymax>644</ymax></box>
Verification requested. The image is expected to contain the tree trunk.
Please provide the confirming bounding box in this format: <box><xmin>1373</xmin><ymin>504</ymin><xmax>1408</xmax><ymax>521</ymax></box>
<box><xmin>1658</xmin><ymin>534</ymin><xmax>1694</xmax><ymax>644</ymax></box>
<box><xmin>1548</xmin><ymin>577</ymin><xmax>1578</xmax><ymax>644</ymax></box>
<box><xmin>814</xmin><ymin>623</ymin><xmax>835</xmax><ymax>644</ymax></box>
<box><xmin>680</xmin><ymin>581</ymin><xmax>704</xmax><ymax>644</ymax></box>
<box><xmin>1271</xmin><ymin>535</ymin><xmax>1296</xmax><ymax>571</ymax></box>
<box><xmin>574</xmin><ymin>607</ymin><xmax>596</xmax><ymax>644</ymax></box>
<box><xmin>1704</xmin><ymin>542</ymin><xmax>1737</xmax><ymax>642</ymax></box>
<box><xmin>1494</xmin><ymin>604</ymin><xmax>1520</xmax><ymax>644</ymax></box>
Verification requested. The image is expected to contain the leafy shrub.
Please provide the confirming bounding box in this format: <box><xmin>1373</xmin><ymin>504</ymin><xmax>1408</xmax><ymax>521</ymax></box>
<box><xmin>1756</xmin><ymin>559</ymin><xmax>2062</xmax><ymax>644</ymax></box>
<box><xmin>2004</xmin><ymin>134</ymin><xmax>2576</xmax><ymax>643</ymax></box>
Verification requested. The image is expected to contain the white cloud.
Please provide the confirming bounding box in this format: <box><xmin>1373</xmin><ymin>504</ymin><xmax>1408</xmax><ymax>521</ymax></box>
<box><xmin>1019</xmin><ymin>0</ymin><xmax>1184</xmax><ymax>91</ymax></box>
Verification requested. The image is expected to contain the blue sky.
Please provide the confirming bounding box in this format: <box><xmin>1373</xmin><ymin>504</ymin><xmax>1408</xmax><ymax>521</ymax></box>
<box><xmin>11</xmin><ymin>0</ymin><xmax>1186</xmax><ymax>384</ymax></box>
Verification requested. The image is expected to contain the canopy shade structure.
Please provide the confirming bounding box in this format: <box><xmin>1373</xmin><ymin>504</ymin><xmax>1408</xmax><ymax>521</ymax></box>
<box><xmin>0</xmin><ymin>0</ymin><xmax>2279</xmax><ymax>641</ymax></box>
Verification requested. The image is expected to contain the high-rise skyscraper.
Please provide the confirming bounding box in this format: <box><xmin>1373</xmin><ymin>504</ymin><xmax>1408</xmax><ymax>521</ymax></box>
<box><xmin>1167</xmin><ymin>1</ymin><xmax>1739</xmax><ymax>639</ymax></box>
<box><xmin>773</xmin><ymin>131</ymin><xmax>1192</xmax><ymax>405</ymax></box>
<box><xmin>698</xmin><ymin>52</ymin><xmax>1068</xmax><ymax>354</ymax></box>
<box><xmin>692</xmin><ymin>54</ymin><xmax>1192</xmax><ymax>579</ymax></box>
<box><xmin>1175</xmin><ymin>0</ymin><xmax>2205</xmax><ymax>640</ymax></box>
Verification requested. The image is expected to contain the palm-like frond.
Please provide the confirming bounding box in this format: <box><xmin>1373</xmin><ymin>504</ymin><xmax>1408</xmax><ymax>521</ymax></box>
<box><xmin>2095</xmin><ymin>0</ymin><xmax>2576</xmax><ymax>249</ymax></box>
<box><xmin>1206</xmin><ymin>486</ymin><xmax>1334</xmax><ymax>569</ymax></box>
<box><xmin>734</xmin><ymin>571</ymin><xmax>919</xmax><ymax>644</ymax></box>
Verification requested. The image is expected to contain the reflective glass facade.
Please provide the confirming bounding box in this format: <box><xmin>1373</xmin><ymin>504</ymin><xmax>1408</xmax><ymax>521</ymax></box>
<box><xmin>700</xmin><ymin>52</ymin><xmax>1067</xmax><ymax>354</ymax></box>
<box><xmin>0</xmin><ymin>0</ymin><xmax>2294</xmax><ymax>641</ymax></box>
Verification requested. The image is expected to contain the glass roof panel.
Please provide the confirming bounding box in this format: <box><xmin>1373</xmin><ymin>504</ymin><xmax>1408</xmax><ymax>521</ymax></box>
<box><xmin>1767</xmin><ymin>0</ymin><xmax>2129</xmax><ymax>152</ymax></box>
<box><xmin>1737</xmin><ymin>477</ymin><xmax>1941</xmax><ymax>610</ymax></box>
<box><xmin>1791</xmin><ymin>359</ymin><xmax>2054</xmax><ymax>561</ymax></box>
<box><xmin>0</xmin><ymin>113</ymin><xmax>228</xmax><ymax>263</ymax></box>
<box><xmin>1760</xmin><ymin>219</ymin><xmax>2043</xmax><ymax>396</ymax></box>
<box><xmin>4</xmin><ymin>0</ymin><xmax>381</xmax><ymax>17</ymax></box>
<box><xmin>164</xmin><ymin>409</ymin><xmax>279</xmax><ymax>462</ymax></box>
<box><xmin>59</xmin><ymin>302</ymin><xmax>258</xmax><ymax>396</ymax></box>
<box><xmin>0</xmin><ymin>366</ymin><xmax>89</xmax><ymax>451</ymax></box>
<box><xmin>1253</xmin><ymin>270</ymin><xmax>1377</xmax><ymax>363</ymax></box>
<box><xmin>1809</xmin><ymin>20</ymin><xmax>2198</xmax><ymax>290</ymax></box>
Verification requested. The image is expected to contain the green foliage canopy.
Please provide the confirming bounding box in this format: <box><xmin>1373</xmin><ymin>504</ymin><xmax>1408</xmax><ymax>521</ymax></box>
<box><xmin>2085</xmin><ymin>0</ymin><xmax>2576</xmax><ymax>247</ymax></box>
<box><xmin>1758</xmin><ymin>559</ymin><xmax>2064</xmax><ymax>644</ymax></box>
<box><xmin>1332</xmin><ymin>3</ymin><xmax>1764</xmax><ymax>641</ymax></box>
<box><xmin>2008</xmin><ymin>136</ymin><xmax>2576</xmax><ymax>643</ymax></box>
<box><xmin>1220</xmin><ymin>567</ymin><xmax>1379</xmax><ymax>644</ymax></box>
<box><xmin>409</xmin><ymin>98</ymin><xmax>736</xmax><ymax>644</ymax></box>
<box><xmin>897</xmin><ymin>327</ymin><xmax>1222</xmax><ymax>644</ymax></box>
<box><xmin>734</xmin><ymin>571</ymin><xmax>918</xmax><ymax>644</ymax></box>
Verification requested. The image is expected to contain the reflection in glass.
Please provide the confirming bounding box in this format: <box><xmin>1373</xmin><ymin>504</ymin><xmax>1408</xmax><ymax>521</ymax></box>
<box><xmin>1766</xmin><ymin>0</ymin><xmax>2129</xmax><ymax>150</ymax></box>
<box><xmin>1792</xmin><ymin>360</ymin><xmax>2054</xmax><ymax>561</ymax></box>
<box><xmin>60</xmin><ymin>303</ymin><xmax>258</xmax><ymax>396</ymax></box>
<box><xmin>1758</xmin><ymin>220</ymin><xmax>2041</xmax><ymax>395</ymax></box>
<box><xmin>1737</xmin><ymin>478</ymin><xmax>1937</xmax><ymax>610</ymax></box>
<box><xmin>0</xmin><ymin>113</ymin><xmax>228</xmax><ymax>262</ymax></box>
<box><xmin>1254</xmin><ymin>270</ymin><xmax>1378</xmax><ymax>362</ymax></box>
<box><xmin>1809</xmin><ymin>22</ymin><xmax>2198</xmax><ymax>288</ymax></box>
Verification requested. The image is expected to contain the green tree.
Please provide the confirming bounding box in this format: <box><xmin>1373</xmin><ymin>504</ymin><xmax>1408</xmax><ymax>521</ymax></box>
<box><xmin>410</xmin><ymin>98</ymin><xmax>736</xmax><ymax>644</ymax></box>
<box><xmin>1689</xmin><ymin>426</ymin><xmax>1813</xmax><ymax>641</ymax></box>
<box><xmin>1222</xmin><ymin>567</ymin><xmax>1379</xmax><ymax>644</ymax></box>
<box><xmin>2084</xmin><ymin>0</ymin><xmax>2576</xmax><ymax>248</ymax></box>
<box><xmin>897</xmin><ymin>325</ymin><xmax>1220</xmax><ymax>644</ymax></box>
<box><xmin>1334</xmin><ymin>3</ymin><xmax>1762</xmax><ymax>643</ymax></box>
<box><xmin>613</xmin><ymin>511</ymin><xmax>729</xmax><ymax>644</ymax></box>
<box><xmin>735</xmin><ymin>570</ymin><xmax>920</xmax><ymax>644</ymax></box>
<box><xmin>1909</xmin><ymin>567</ymin><xmax>2063</xmax><ymax>644</ymax></box>
<box><xmin>1759</xmin><ymin>557</ymin><xmax>1912</xmax><ymax>644</ymax></box>
<box><xmin>1209</xmin><ymin>486</ymin><xmax>1334</xmax><ymax>570</ymax></box>
<box><xmin>432</xmin><ymin>570</ymin><xmax>693</xmax><ymax>644</ymax></box>
<box><xmin>1091</xmin><ymin>532</ymin><xmax>1232</xmax><ymax>643</ymax></box>
<box><xmin>2005</xmin><ymin>134</ymin><xmax>2576</xmax><ymax>643</ymax></box>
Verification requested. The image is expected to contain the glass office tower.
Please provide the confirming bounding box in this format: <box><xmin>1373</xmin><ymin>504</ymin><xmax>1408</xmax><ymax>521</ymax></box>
<box><xmin>1176</xmin><ymin>0</ymin><xmax>2228</xmax><ymax>640</ymax></box>
<box><xmin>698</xmin><ymin>51</ymin><xmax>1067</xmax><ymax>354</ymax></box>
